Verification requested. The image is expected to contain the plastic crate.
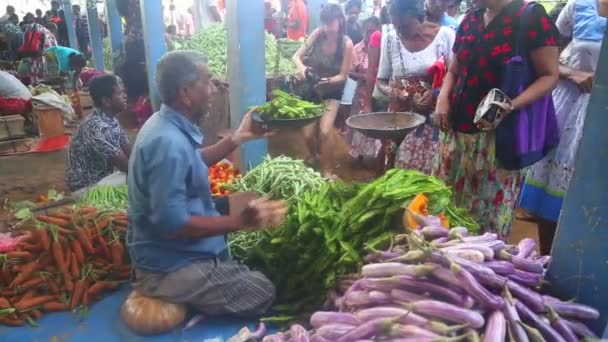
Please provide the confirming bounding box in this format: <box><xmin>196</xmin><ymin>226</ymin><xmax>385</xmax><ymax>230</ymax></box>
<box><xmin>0</xmin><ymin>115</ymin><xmax>25</xmax><ymax>141</ymax></box>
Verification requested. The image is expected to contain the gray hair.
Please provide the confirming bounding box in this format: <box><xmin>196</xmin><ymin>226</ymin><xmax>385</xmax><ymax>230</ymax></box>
<box><xmin>155</xmin><ymin>50</ymin><xmax>208</xmax><ymax>104</ymax></box>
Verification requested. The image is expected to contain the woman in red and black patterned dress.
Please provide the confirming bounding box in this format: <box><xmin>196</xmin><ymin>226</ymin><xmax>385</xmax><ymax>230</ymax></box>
<box><xmin>433</xmin><ymin>0</ymin><xmax>559</xmax><ymax>238</ymax></box>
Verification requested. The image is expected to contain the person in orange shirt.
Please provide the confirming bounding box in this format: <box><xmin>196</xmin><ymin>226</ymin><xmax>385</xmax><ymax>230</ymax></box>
<box><xmin>287</xmin><ymin>0</ymin><xmax>308</xmax><ymax>40</ymax></box>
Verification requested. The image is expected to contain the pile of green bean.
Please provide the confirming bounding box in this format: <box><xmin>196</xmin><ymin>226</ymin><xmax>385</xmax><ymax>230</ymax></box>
<box><xmin>182</xmin><ymin>25</ymin><xmax>296</xmax><ymax>79</ymax></box>
<box><xmin>225</xmin><ymin>155</ymin><xmax>325</xmax><ymax>203</ymax></box>
<box><xmin>82</xmin><ymin>185</ymin><xmax>128</xmax><ymax>210</ymax></box>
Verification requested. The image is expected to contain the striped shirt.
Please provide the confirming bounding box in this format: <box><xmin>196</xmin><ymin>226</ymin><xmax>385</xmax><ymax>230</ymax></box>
<box><xmin>66</xmin><ymin>109</ymin><xmax>129</xmax><ymax>191</ymax></box>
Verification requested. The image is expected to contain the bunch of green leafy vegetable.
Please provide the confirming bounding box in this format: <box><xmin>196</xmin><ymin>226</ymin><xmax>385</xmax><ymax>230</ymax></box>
<box><xmin>82</xmin><ymin>185</ymin><xmax>128</xmax><ymax>210</ymax></box>
<box><xmin>277</xmin><ymin>38</ymin><xmax>304</xmax><ymax>59</ymax></box>
<box><xmin>182</xmin><ymin>24</ymin><xmax>296</xmax><ymax>79</ymax></box>
<box><xmin>102</xmin><ymin>37</ymin><xmax>112</xmax><ymax>71</ymax></box>
<box><xmin>242</xmin><ymin>169</ymin><xmax>479</xmax><ymax>322</ymax></box>
<box><xmin>257</xmin><ymin>90</ymin><xmax>325</xmax><ymax>120</ymax></box>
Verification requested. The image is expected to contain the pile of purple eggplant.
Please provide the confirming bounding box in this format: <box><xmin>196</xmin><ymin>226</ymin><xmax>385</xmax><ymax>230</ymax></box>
<box><xmin>260</xmin><ymin>226</ymin><xmax>600</xmax><ymax>341</ymax></box>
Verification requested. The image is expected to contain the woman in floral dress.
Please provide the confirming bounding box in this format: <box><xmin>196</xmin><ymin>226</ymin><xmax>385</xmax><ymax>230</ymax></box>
<box><xmin>375</xmin><ymin>0</ymin><xmax>455</xmax><ymax>175</ymax></box>
<box><xmin>433</xmin><ymin>0</ymin><xmax>560</xmax><ymax>238</ymax></box>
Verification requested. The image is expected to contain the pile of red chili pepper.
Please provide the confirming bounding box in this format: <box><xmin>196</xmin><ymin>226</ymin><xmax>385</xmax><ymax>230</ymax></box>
<box><xmin>0</xmin><ymin>206</ymin><xmax>129</xmax><ymax>326</ymax></box>
<box><xmin>208</xmin><ymin>161</ymin><xmax>240</xmax><ymax>196</ymax></box>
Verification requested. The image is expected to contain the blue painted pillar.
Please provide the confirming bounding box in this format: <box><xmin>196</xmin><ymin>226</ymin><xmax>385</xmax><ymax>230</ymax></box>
<box><xmin>61</xmin><ymin>0</ymin><xmax>78</xmax><ymax>50</ymax></box>
<box><xmin>140</xmin><ymin>0</ymin><xmax>167</xmax><ymax>110</ymax></box>
<box><xmin>226</xmin><ymin>0</ymin><xmax>268</xmax><ymax>169</ymax></box>
<box><xmin>105</xmin><ymin>0</ymin><xmax>123</xmax><ymax>71</ymax></box>
<box><xmin>307</xmin><ymin>0</ymin><xmax>328</xmax><ymax>33</ymax></box>
<box><xmin>87</xmin><ymin>5</ymin><xmax>104</xmax><ymax>71</ymax></box>
<box><xmin>546</xmin><ymin>27</ymin><xmax>608</xmax><ymax>337</ymax></box>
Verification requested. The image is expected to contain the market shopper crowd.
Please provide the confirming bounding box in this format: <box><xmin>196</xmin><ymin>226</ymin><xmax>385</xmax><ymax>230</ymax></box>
<box><xmin>1</xmin><ymin>0</ymin><xmax>606</xmax><ymax>326</ymax></box>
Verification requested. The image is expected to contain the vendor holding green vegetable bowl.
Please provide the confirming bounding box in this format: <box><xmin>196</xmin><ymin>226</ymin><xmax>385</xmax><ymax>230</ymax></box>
<box><xmin>127</xmin><ymin>51</ymin><xmax>287</xmax><ymax>317</ymax></box>
<box><xmin>293</xmin><ymin>3</ymin><xmax>353</xmax><ymax>178</ymax></box>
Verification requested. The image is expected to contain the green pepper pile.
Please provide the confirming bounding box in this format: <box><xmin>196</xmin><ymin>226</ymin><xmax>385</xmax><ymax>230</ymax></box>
<box><xmin>182</xmin><ymin>25</ymin><xmax>297</xmax><ymax>78</ymax></box>
<box><xmin>257</xmin><ymin>90</ymin><xmax>325</xmax><ymax>120</ymax></box>
<box><xmin>241</xmin><ymin>169</ymin><xmax>479</xmax><ymax>322</ymax></box>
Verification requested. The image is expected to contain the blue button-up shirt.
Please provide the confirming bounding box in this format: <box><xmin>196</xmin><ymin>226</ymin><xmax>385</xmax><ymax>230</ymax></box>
<box><xmin>127</xmin><ymin>105</ymin><xmax>228</xmax><ymax>273</ymax></box>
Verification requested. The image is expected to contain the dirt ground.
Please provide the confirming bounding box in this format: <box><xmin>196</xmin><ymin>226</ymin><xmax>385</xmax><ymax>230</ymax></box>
<box><xmin>0</xmin><ymin>116</ymin><xmax>539</xmax><ymax>242</ymax></box>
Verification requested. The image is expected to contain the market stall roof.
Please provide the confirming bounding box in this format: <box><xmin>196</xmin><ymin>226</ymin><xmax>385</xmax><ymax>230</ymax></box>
<box><xmin>0</xmin><ymin>285</ymin><xmax>261</xmax><ymax>341</ymax></box>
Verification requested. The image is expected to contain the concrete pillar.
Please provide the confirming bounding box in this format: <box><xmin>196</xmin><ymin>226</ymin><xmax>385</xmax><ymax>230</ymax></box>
<box><xmin>86</xmin><ymin>5</ymin><xmax>104</xmax><ymax>71</ymax></box>
<box><xmin>61</xmin><ymin>0</ymin><xmax>78</xmax><ymax>49</ymax></box>
<box><xmin>140</xmin><ymin>0</ymin><xmax>167</xmax><ymax>110</ymax></box>
<box><xmin>226</xmin><ymin>0</ymin><xmax>268</xmax><ymax>170</ymax></box>
<box><xmin>307</xmin><ymin>0</ymin><xmax>328</xmax><ymax>33</ymax></box>
<box><xmin>104</xmin><ymin>0</ymin><xmax>123</xmax><ymax>72</ymax></box>
<box><xmin>546</xmin><ymin>28</ymin><xmax>608</xmax><ymax>337</ymax></box>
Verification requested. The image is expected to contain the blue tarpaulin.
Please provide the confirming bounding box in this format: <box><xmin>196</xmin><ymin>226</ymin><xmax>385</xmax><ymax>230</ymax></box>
<box><xmin>0</xmin><ymin>285</ymin><xmax>261</xmax><ymax>342</ymax></box>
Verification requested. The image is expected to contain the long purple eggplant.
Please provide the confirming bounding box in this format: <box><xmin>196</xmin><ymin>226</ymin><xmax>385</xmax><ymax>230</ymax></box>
<box><xmin>503</xmin><ymin>288</ymin><xmax>530</xmax><ymax>342</ymax></box>
<box><xmin>499</xmin><ymin>250</ymin><xmax>544</xmax><ymax>274</ymax></box>
<box><xmin>547</xmin><ymin>310</ymin><xmax>578</xmax><ymax>342</ymax></box>
<box><xmin>448</xmin><ymin>226</ymin><xmax>469</xmax><ymax>239</ymax></box>
<box><xmin>536</xmin><ymin>255</ymin><xmax>551</xmax><ymax>267</ymax></box>
<box><xmin>361</xmin><ymin>263</ymin><xmax>437</xmax><ymax>278</ymax></box>
<box><xmin>432</xmin><ymin>237</ymin><xmax>450</xmax><ymax>246</ymax></box>
<box><xmin>392</xmin><ymin>275</ymin><xmax>472</xmax><ymax>307</ymax></box>
<box><xmin>388</xmin><ymin>324</ymin><xmax>439</xmax><ymax>338</ymax></box>
<box><xmin>406</xmin><ymin>299</ymin><xmax>485</xmax><ymax>328</ymax></box>
<box><xmin>507</xmin><ymin>269</ymin><xmax>543</xmax><ymax>287</ymax></box>
<box><xmin>431</xmin><ymin>252</ymin><xmax>495</xmax><ymax>278</ymax></box>
<box><xmin>484</xmin><ymin>260</ymin><xmax>516</xmax><ymax>275</ymax></box>
<box><xmin>482</xmin><ymin>311</ymin><xmax>506</xmax><ymax>342</ymax></box>
<box><xmin>314</xmin><ymin>324</ymin><xmax>355</xmax><ymax>340</ymax></box>
<box><xmin>432</xmin><ymin>266</ymin><xmax>464</xmax><ymax>288</ymax></box>
<box><xmin>478</xmin><ymin>274</ymin><xmax>545</xmax><ymax>313</ymax></box>
<box><xmin>462</xmin><ymin>233</ymin><xmax>498</xmax><ymax>242</ymax></box>
<box><xmin>289</xmin><ymin>324</ymin><xmax>311</xmax><ymax>342</ymax></box>
<box><xmin>309</xmin><ymin>335</ymin><xmax>332</xmax><ymax>342</ymax></box>
<box><xmin>562</xmin><ymin>319</ymin><xmax>598</xmax><ymax>338</ymax></box>
<box><xmin>444</xmin><ymin>249</ymin><xmax>487</xmax><ymax>263</ymax></box>
<box><xmin>336</xmin><ymin>317</ymin><xmax>394</xmax><ymax>342</ymax></box>
<box><xmin>515</xmin><ymin>301</ymin><xmax>566</xmax><ymax>342</ymax></box>
<box><xmin>390</xmin><ymin>288</ymin><xmax>426</xmax><ymax>303</ymax></box>
<box><xmin>518</xmin><ymin>321</ymin><xmax>546</xmax><ymax>342</ymax></box>
<box><xmin>421</xmin><ymin>225</ymin><xmax>450</xmax><ymax>240</ymax></box>
<box><xmin>310</xmin><ymin>312</ymin><xmax>359</xmax><ymax>328</ymax></box>
<box><xmin>262</xmin><ymin>333</ymin><xmax>288</xmax><ymax>342</ymax></box>
<box><xmin>450</xmin><ymin>262</ymin><xmax>505</xmax><ymax>310</ymax></box>
<box><xmin>545</xmin><ymin>301</ymin><xmax>600</xmax><ymax>320</ymax></box>
<box><xmin>364</xmin><ymin>251</ymin><xmax>403</xmax><ymax>263</ymax></box>
<box><xmin>355</xmin><ymin>307</ymin><xmax>426</xmax><ymax>325</ymax></box>
<box><xmin>516</xmin><ymin>238</ymin><xmax>537</xmax><ymax>259</ymax></box>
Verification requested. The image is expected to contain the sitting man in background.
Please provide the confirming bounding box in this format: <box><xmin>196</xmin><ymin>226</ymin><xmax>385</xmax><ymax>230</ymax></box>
<box><xmin>128</xmin><ymin>51</ymin><xmax>286</xmax><ymax>317</ymax></box>
<box><xmin>66</xmin><ymin>74</ymin><xmax>130</xmax><ymax>199</ymax></box>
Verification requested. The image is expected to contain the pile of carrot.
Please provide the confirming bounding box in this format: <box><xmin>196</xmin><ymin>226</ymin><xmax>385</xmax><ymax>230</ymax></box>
<box><xmin>0</xmin><ymin>206</ymin><xmax>130</xmax><ymax>326</ymax></box>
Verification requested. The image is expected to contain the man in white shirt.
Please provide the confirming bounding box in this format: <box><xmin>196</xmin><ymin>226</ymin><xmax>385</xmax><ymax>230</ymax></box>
<box><xmin>193</xmin><ymin>0</ymin><xmax>222</xmax><ymax>32</ymax></box>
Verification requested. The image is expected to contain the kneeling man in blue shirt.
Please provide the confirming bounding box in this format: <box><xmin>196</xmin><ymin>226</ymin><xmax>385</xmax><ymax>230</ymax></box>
<box><xmin>127</xmin><ymin>51</ymin><xmax>287</xmax><ymax>317</ymax></box>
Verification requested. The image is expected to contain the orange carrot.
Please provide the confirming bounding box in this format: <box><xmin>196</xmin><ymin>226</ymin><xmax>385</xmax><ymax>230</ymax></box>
<box><xmin>5</xmin><ymin>251</ymin><xmax>31</xmax><ymax>259</ymax></box>
<box><xmin>70</xmin><ymin>280</ymin><xmax>86</xmax><ymax>310</ymax></box>
<box><xmin>11</xmin><ymin>261</ymin><xmax>39</xmax><ymax>286</ymax></box>
<box><xmin>37</xmin><ymin>228</ymin><xmax>51</xmax><ymax>250</ymax></box>
<box><xmin>42</xmin><ymin>301</ymin><xmax>68</xmax><ymax>312</ymax></box>
<box><xmin>48</xmin><ymin>211</ymin><xmax>72</xmax><ymax>221</ymax></box>
<box><xmin>0</xmin><ymin>269</ymin><xmax>11</xmax><ymax>285</ymax></box>
<box><xmin>20</xmin><ymin>242</ymin><xmax>42</xmax><ymax>253</ymax></box>
<box><xmin>70</xmin><ymin>254</ymin><xmax>80</xmax><ymax>279</ymax></box>
<box><xmin>47</xmin><ymin>278</ymin><xmax>60</xmax><ymax>294</ymax></box>
<box><xmin>0</xmin><ymin>316</ymin><xmax>25</xmax><ymax>326</ymax></box>
<box><xmin>81</xmin><ymin>284</ymin><xmax>90</xmax><ymax>305</ymax></box>
<box><xmin>96</xmin><ymin>218</ymin><xmax>110</xmax><ymax>230</ymax></box>
<box><xmin>36</xmin><ymin>215</ymin><xmax>69</xmax><ymax>228</ymax></box>
<box><xmin>64</xmin><ymin>248</ymin><xmax>72</xmax><ymax>272</ymax></box>
<box><xmin>80</xmin><ymin>207</ymin><xmax>97</xmax><ymax>221</ymax></box>
<box><xmin>97</xmin><ymin>234</ymin><xmax>110</xmax><ymax>259</ymax></box>
<box><xmin>71</xmin><ymin>240</ymin><xmax>85</xmax><ymax>264</ymax></box>
<box><xmin>17</xmin><ymin>277</ymin><xmax>44</xmax><ymax>291</ymax></box>
<box><xmin>113</xmin><ymin>219</ymin><xmax>128</xmax><ymax>227</ymax></box>
<box><xmin>0</xmin><ymin>297</ymin><xmax>11</xmax><ymax>309</ymax></box>
<box><xmin>86</xmin><ymin>281</ymin><xmax>119</xmax><ymax>298</ymax></box>
<box><xmin>110</xmin><ymin>241</ymin><xmax>124</xmax><ymax>267</ymax></box>
<box><xmin>75</xmin><ymin>227</ymin><xmax>94</xmax><ymax>254</ymax></box>
<box><xmin>14</xmin><ymin>295</ymin><xmax>55</xmax><ymax>311</ymax></box>
<box><xmin>19</xmin><ymin>289</ymin><xmax>36</xmax><ymax>302</ymax></box>
<box><xmin>51</xmin><ymin>241</ymin><xmax>72</xmax><ymax>291</ymax></box>
<box><xmin>56</xmin><ymin>227</ymin><xmax>74</xmax><ymax>235</ymax></box>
